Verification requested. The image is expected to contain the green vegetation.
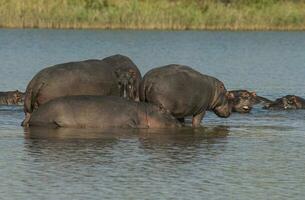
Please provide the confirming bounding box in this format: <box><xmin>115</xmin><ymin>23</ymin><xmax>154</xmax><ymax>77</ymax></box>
<box><xmin>1</xmin><ymin>0</ymin><xmax>305</xmax><ymax>30</ymax></box>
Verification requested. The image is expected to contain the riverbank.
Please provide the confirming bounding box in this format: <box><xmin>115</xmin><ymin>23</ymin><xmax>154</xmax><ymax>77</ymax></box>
<box><xmin>1</xmin><ymin>0</ymin><xmax>305</xmax><ymax>30</ymax></box>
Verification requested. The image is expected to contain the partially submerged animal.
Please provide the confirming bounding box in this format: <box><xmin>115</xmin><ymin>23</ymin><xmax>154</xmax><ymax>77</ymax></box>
<box><xmin>28</xmin><ymin>96</ymin><xmax>182</xmax><ymax>129</ymax></box>
<box><xmin>263</xmin><ymin>95</ymin><xmax>305</xmax><ymax>110</ymax></box>
<box><xmin>228</xmin><ymin>90</ymin><xmax>272</xmax><ymax>113</ymax></box>
<box><xmin>0</xmin><ymin>90</ymin><xmax>24</xmax><ymax>105</ymax></box>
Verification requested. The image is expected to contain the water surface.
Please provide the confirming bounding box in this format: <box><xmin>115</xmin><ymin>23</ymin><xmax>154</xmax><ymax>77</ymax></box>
<box><xmin>0</xmin><ymin>29</ymin><xmax>305</xmax><ymax>200</ymax></box>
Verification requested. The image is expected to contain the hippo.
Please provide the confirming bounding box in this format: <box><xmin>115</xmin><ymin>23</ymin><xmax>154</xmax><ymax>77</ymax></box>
<box><xmin>263</xmin><ymin>95</ymin><xmax>305</xmax><ymax>110</ymax></box>
<box><xmin>22</xmin><ymin>54</ymin><xmax>141</xmax><ymax>126</ymax></box>
<box><xmin>28</xmin><ymin>96</ymin><xmax>182</xmax><ymax>129</ymax></box>
<box><xmin>0</xmin><ymin>90</ymin><xmax>24</xmax><ymax>105</ymax></box>
<box><xmin>228</xmin><ymin>90</ymin><xmax>272</xmax><ymax>113</ymax></box>
<box><xmin>140</xmin><ymin>64</ymin><xmax>232</xmax><ymax>127</ymax></box>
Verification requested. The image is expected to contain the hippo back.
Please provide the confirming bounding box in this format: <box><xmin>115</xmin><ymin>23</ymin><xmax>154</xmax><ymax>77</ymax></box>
<box><xmin>23</xmin><ymin>54</ymin><xmax>141</xmax><ymax>115</ymax></box>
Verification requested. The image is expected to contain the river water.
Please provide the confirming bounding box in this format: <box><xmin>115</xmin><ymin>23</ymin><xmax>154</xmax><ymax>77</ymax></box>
<box><xmin>0</xmin><ymin>29</ymin><xmax>305</xmax><ymax>200</ymax></box>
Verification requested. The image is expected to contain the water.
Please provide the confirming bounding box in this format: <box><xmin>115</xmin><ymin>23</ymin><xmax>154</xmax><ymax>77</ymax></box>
<box><xmin>0</xmin><ymin>29</ymin><xmax>305</xmax><ymax>200</ymax></box>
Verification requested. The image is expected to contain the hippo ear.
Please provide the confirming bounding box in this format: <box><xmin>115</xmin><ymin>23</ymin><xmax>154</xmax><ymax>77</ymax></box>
<box><xmin>226</xmin><ymin>92</ymin><xmax>235</xmax><ymax>100</ymax></box>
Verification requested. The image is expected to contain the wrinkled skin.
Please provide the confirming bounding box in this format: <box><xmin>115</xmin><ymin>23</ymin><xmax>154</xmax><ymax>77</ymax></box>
<box><xmin>0</xmin><ymin>90</ymin><xmax>24</xmax><ymax>105</ymax></box>
<box><xmin>22</xmin><ymin>54</ymin><xmax>142</xmax><ymax>126</ymax></box>
<box><xmin>263</xmin><ymin>95</ymin><xmax>305</xmax><ymax>110</ymax></box>
<box><xmin>140</xmin><ymin>64</ymin><xmax>232</xmax><ymax>127</ymax></box>
<box><xmin>28</xmin><ymin>96</ymin><xmax>182</xmax><ymax>129</ymax></box>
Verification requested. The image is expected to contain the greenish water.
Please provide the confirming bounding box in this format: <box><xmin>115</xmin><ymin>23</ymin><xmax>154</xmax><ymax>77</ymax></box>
<box><xmin>0</xmin><ymin>29</ymin><xmax>305</xmax><ymax>200</ymax></box>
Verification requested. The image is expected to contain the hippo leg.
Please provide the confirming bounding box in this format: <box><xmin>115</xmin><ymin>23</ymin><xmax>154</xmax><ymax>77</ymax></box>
<box><xmin>192</xmin><ymin>111</ymin><xmax>205</xmax><ymax>127</ymax></box>
<box><xmin>21</xmin><ymin>112</ymin><xmax>31</xmax><ymax>127</ymax></box>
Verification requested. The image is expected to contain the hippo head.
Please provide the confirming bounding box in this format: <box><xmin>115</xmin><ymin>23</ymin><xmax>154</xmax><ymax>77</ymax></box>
<box><xmin>265</xmin><ymin>95</ymin><xmax>302</xmax><ymax>110</ymax></box>
<box><xmin>228</xmin><ymin>90</ymin><xmax>257</xmax><ymax>113</ymax></box>
<box><xmin>6</xmin><ymin>90</ymin><xmax>24</xmax><ymax>105</ymax></box>
<box><xmin>146</xmin><ymin>105</ymin><xmax>182</xmax><ymax>128</ymax></box>
<box><xmin>286</xmin><ymin>95</ymin><xmax>305</xmax><ymax>109</ymax></box>
<box><xmin>211</xmin><ymin>83</ymin><xmax>232</xmax><ymax>118</ymax></box>
<box><xmin>115</xmin><ymin>69</ymin><xmax>138</xmax><ymax>101</ymax></box>
<box><xmin>280</xmin><ymin>96</ymin><xmax>297</xmax><ymax>109</ymax></box>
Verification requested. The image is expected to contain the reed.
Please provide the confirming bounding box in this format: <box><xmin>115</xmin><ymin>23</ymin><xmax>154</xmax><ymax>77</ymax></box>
<box><xmin>1</xmin><ymin>0</ymin><xmax>305</xmax><ymax>30</ymax></box>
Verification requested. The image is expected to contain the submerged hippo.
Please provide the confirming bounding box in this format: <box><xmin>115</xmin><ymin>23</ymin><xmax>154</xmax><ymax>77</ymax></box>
<box><xmin>0</xmin><ymin>90</ymin><xmax>24</xmax><ymax>105</ymax></box>
<box><xmin>228</xmin><ymin>90</ymin><xmax>272</xmax><ymax>113</ymax></box>
<box><xmin>28</xmin><ymin>96</ymin><xmax>182</xmax><ymax>129</ymax></box>
<box><xmin>140</xmin><ymin>64</ymin><xmax>232</xmax><ymax>127</ymax></box>
<box><xmin>263</xmin><ymin>95</ymin><xmax>305</xmax><ymax>110</ymax></box>
<box><xmin>22</xmin><ymin>54</ymin><xmax>141</xmax><ymax>126</ymax></box>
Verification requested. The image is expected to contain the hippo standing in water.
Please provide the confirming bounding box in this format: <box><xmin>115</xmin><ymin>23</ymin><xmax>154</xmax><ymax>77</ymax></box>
<box><xmin>0</xmin><ymin>90</ymin><xmax>24</xmax><ymax>105</ymax></box>
<box><xmin>22</xmin><ymin>54</ymin><xmax>142</xmax><ymax>126</ymax></box>
<box><xmin>140</xmin><ymin>65</ymin><xmax>232</xmax><ymax>127</ymax></box>
<box><xmin>228</xmin><ymin>90</ymin><xmax>273</xmax><ymax>113</ymax></box>
<box><xmin>28</xmin><ymin>96</ymin><xmax>182</xmax><ymax>129</ymax></box>
<box><xmin>263</xmin><ymin>95</ymin><xmax>305</xmax><ymax>110</ymax></box>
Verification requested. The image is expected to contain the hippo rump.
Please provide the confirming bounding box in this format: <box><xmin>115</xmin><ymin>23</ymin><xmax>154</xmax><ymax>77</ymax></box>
<box><xmin>0</xmin><ymin>90</ymin><xmax>24</xmax><ymax>105</ymax></box>
<box><xmin>22</xmin><ymin>54</ymin><xmax>141</xmax><ymax>126</ymax></box>
<box><xmin>140</xmin><ymin>64</ymin><xmax>232</xmax><ymax>127</ymax></box>
<box><xmin>28</xmin><ymin>96</ymin><xmax>182</xmax><ymax>129</ymax></box>
<box><xmin>263</xmin><ymin>95</ymin><xmax>305</xmax><ymax>110</ymax></box>
<box><xmin>228</xmin><ymin>90</ymin><xmax>273</xmax><ymax>113</ymax></box>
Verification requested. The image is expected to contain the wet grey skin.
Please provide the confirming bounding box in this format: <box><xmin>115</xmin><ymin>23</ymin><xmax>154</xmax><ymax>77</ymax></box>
<box><xmin>28</xmin><ymin>96</ymin><xmax>182</xmax><ymax>129</ymax></box>
<box><xmin>22</xmin><ymin>54</ymin><xmax>142</xmax><ymax>127</ymax></box>
<box><xmin>263</xmin><ymin>95</ymin><xmax>305</xmax><ymax>110</ymax></box>
<box><xmin>228</xmin><ymin>90</ymin><xmax>272</xmax><ymax>113</ymax></box>
<box><xmin>140</xmin><ymin>64</ymin><xmax>232</xmax><ymax>127</ymax></box>
<box><xmin>0</xmin><ymin>90</ymin><xmax>24</xmax><ymax>105</ymax></box>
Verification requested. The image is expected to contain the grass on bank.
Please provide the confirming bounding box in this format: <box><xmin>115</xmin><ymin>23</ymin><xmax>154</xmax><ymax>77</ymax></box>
<box><xmin>1</xmin><ymin>0</ymin><xmax>305</xmax><ymax>30</ymax></box>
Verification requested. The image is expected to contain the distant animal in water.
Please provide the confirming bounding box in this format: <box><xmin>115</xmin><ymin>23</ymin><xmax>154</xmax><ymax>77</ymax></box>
<box><xmin>263</xmin><ymin>95</ymin><xmax>305</xmax><ymax>110</ymax></box>
<box><xmin>0</xmin><ymin>90</ymin><xmax>24</xmax><ymax>105</ymax></box>
<box><xmin>228</xmin><ymin>90</ymin><xmax>273</xmax><ymax>113</ymax></box>
<box><xmin>22</xmin><ymin>54</ymin><xmax>142</xmax><ymax>126</ymax></box>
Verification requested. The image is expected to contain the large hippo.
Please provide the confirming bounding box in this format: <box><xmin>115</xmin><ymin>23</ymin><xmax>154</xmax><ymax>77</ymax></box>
<box><xmin>28</xmin><ymin>96</ymin><xmax>182</xmax><ymax>129</ymax></box>
<box><xmin>263</xmin><ymin>95</ymin><xmax>305</xmax><ymax>110</ymax></box>
<box><xmin>140</xmin><ymin>64</ymin><xmax>232</xmax><ymax>127</ymax></box>
<box><xmin>228</xmin><ymin>90</ymin><xmax>272</xmax><ymax>113</ymax></box>
<box><xmin>22</xmin><ymin>54</ymin><xmax>141</xmax><ymax>126</ymax></box>
<box><xmin>0</xmin><ymin>90</ymin><xmax>24</xmax><ymax>105</ymax></box>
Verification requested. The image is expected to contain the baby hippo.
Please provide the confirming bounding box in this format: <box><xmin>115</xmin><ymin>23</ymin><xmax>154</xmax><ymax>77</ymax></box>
<box><xmin>264</xmin><ymin>95</ymin><xmax>305</xmax><ymax>110</ymax></box>
<box><xmin>0</xmin><ymin>90</ymin><xmax>24</xmax><ymax>105</ymax></box>
<box><xmin>28</xmin><ymin>96</ymin><xmax>182</xmax><ymax>129</ymax></box>
<box><xmin>228</xmin><ymin>90</ymin><xmax>272</xmax><ymax>113</ymax></box>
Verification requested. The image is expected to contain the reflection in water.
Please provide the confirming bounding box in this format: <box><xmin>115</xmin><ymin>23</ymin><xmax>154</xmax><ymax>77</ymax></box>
<box><xmin>19</xmin><ymin>126</ymin><xmax>231</xmax><ymax>199</ymax></box>
<box><xmin>23</xmin><ymin>126</ymin><xmax>229</xmax><ymax>164</ymax></box>
<box><xmin>23</xmin><ymin>126</ymin><xmax>230</xmax><ymax>172</ymax></box>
